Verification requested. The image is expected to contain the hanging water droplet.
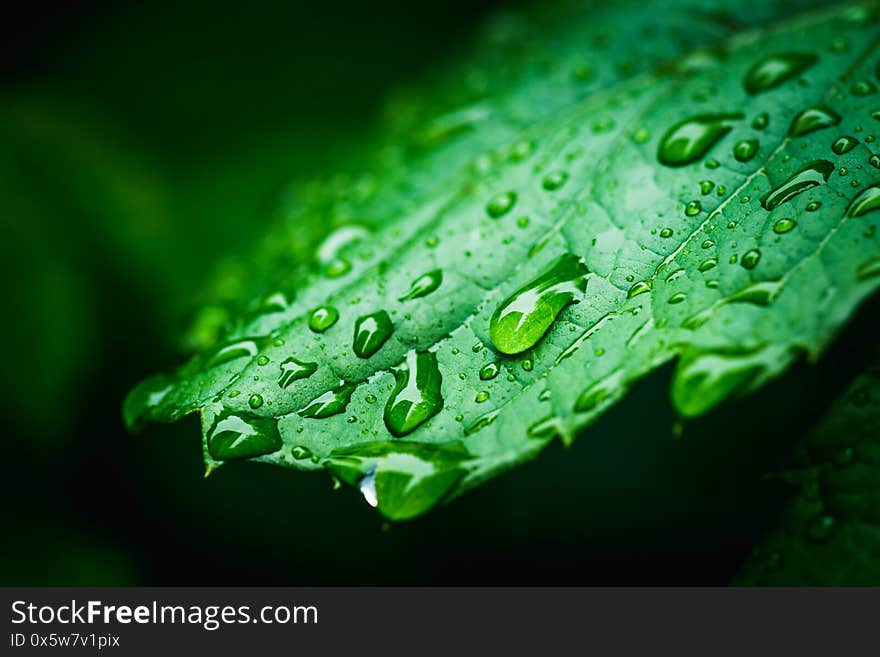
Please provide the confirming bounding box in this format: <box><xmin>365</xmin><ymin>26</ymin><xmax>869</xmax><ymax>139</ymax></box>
<box><xmin>359</xmin><ymin>468</ymin><xmax>378</xmax><ymax>507</ymax></box>
<box><xmin>399</xmin><ymin>269</ymin><xmax>443</xmax><ymax>301</ymax></box>
<box><xmin>740</xmin><ymin>249</ymin><xmax>762</xmax><ymax>269</ymax></box>
<box><xmin>383</xmin><ymin>350</ymin><xmax>443</xmax><ymax>437</ymax></box>
<box><xmin>657</xmin><ymin>113</ymin><xmax>743</xmax><ymax>166</ymax></box>
<box><xmin>760</xmin><ymin>159</ymin><xmax>834</xmax><ymax>210</ymax></box>
<box><xmin>773</xmin><ymin>217</ymin><xmax>797</xmax><ymax>233</ymax></box>
<box><xmin>479</xmin><ymin>362</ymin><xmax>500</xmax><ymax>380</ymax></box>
<box><xmin>744</xmin><ymin>52</ymin><xmax>818</xmax><ymax>94</ymax></box>
<box><xmin>845</xmin><ymin>183</ymin><xmax>880</xmax><ymax>217</ymax></box>
<box><xmin>298</xmin><ymin>382</ymin><xmax>357</xmax><ymax>419</ymax></box>
<box><xmin>489</xmin><ymin>253</ymin><xmax>589</xmax><ymax>355</ymax></box>
<box><xmin>831</xmin><ymin>135</ymin><xmax>859</xmax><ymax>154</ymax></box>
<box><xmin>486</xmin><ymin>191</ymin><xmax>517</xmax><ymax>218</ymax></box>
<box><xmin>733</xmin><ymin>139</ymin><xmax>759</xmax><ymax>162</ymax></box>
<box><xmin>685</xmin><ymin>200</ymin><xmax>702</xmax><ymax>216</ymax></box>
<box><xmin>542</xmin><ymin>171</ymin><xmax>569</xmax><ymax>191</ymax></box>
<box><xmin>308</xmin><ymin>306</ymin><xmax>339</xmax><ymax>333</ymax></box>
<box><xmin>207</xmin><ymin>409</ymin><xmax>281</xmax><ymax>460</ymax></box>
<box><xmin>788</xmin><ymin>106</ymin><xmax>841</xmax><ymax>137</ymax></box>
<box><xmin>352</xmin><ymin>310</ymin><xmax>393</xmax><ymax>358</ymax></box>
<box><xmin>278</xmin><ymin>357</ymin><xmax>318</xmax><ymax>389</ymax></box>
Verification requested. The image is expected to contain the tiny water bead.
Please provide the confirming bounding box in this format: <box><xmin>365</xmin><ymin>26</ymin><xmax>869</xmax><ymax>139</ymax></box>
<box><xmin>806</xmin><ymin>201</ymin><xmax>822</xmax><ymax>212</ymax></box>
<box><xmin>489</xmin><ymin>253</ymin><xmax>589</xmax><ymax>355</ymax></box>
<box><xmin>788</xmin><ymin>106</ymin><xmax>841</xmax><ymax>137</ymax></box>
<box><xmin>685</xmin><ymin>200</ymin><xmax>701</xmax><ymax>216</ymax></box>
<box><xmin>352</xmin><ymin>310</ymin><xmax>393</xmax><ymax>358</ymax></box>
<box><xmin>308</xmin><ymin>305</ymin><xmax>339</xmax><ymax>332</ymax></box>
<box><xmin>278</xmin><ymin>357</ymin><xmax>318</xmax><ymax>389</ymax></box>
<box><xmin>383</xmin><ymin>350</ymin><xmax>444</xmax><ymax>437</ymax></box>
<box><xmin>831</xmin><ymin>135</ymin><xmax>859</xmax><ymax>154</ymax></box>
<box><xmin>657</xmin><ymin>113</ymin><xmax>743</xmax><ymax>166</ymax></box>
<box><xmin>773</xmin><ymin>217</ymin><xmax>797</xmax><ymax>233</ymax></box>
<box><xmin>297</xmin><ymin>382</ymin><xmax>357</xmax><ymax>419</ymax></box>
<box><xmin>744</xmin><ymin>52</ymin><xmax>817</xmax><ymax>94</ymax></box>
<box><xmin>207</xmin><ymin>410</ymin><xmax>281</xmax><ymax>460</ymax></box>
<box><xmin>257</xmin><ymin>355</ymin><xmax>270</xmax><ymax>366</ymax></box>
<box><xmin>542</xmin><ymin>171</ymin><xmax>569</xmax><ymax>191</ymax></box>
<box><xmin>733</xmin><ymin>139</ymin><xmax>759</xmax><ymax>162</ymax></box>
<box><xmin>522</xmin><ymin>359</ymin><xmax>534</xmax><ymax>371</ymax></box>
<box><xmin>740</xmin><ymin>249</ymin><xmax>762</xmax><ymax>270</ymax></box>
<box><xmin>486</xmin><ymin>191</ymin><xmax>517</xmax><ymax>218</ymax></box>
<box><xmin>845</xmin><ymin>183</ymin><xmax>880</xmax><ymax>217</ymax></box>
<box><xmin>399</xmin><ymin>269</ymin><xmax>443</xmax><ymax>301</ymax></box>
<box><xmin>751</xmin><ymin>112</ymin><xmax>769</xmax><ymax>130</ymax></box>
<box><xmin>760</xmin><ymin>159</ymin><xmax>834</xmax><ymax>210</ymax></box>
<box><xmin>479</xmin><ymin>362</ymin><xmax>500</xmax><ymax>380</ymax></box>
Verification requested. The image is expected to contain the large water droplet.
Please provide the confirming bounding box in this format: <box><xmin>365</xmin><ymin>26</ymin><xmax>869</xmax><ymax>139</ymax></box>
<box><xmin>831</xmin><ymin>135</ymin><xmax>859</xmax><ymax>154</ymax></box>
<box><xmin>733</xmin><ymin>139</ymin><xmax>759</xmax><ymax>162</ymax></box>
<box><xmin>845</xmin><ymin>183</ymin><xmax>880</xmax><ymax>217</ymax></box>
<box><xmin>399</xmin><ymin>269</ymin><xmax>443</xmax><ymax>301</ymax></box>
<box><xmin>308</xmin><ymin>306</ymin><xmax>339</xmax><ymax>333</ymax></box>
<box><xmin>657</xmin><ymin>114</ymin><xmax>743</xmax><ymax>166</ymax></box>
<box><xmin>479</xmin><ymin>362</ymin><xmax>500</xmax><ymax>380</ymax></box>
<box><xmin>298</xmin><ymin>382</ymin><xmax>357</xmax><ymax>419</ymax></box>
<box><xmin>278</xmin><ymin>357</ymin><xmax>318</xmax><ymax>389</ymax></box>
<box><xmin>383</xmin><ymin>350</ymin><xmax>444</xmax><ymax>437</ymax></box>
<box><xmin>773</xmin><ymin>217</ymin><xmax>797</xmax><ymax>233</ymax></box>
<box><xmin>788</xmin><ymin>106</ymin><xmax>841</xmax><ymax>137</ymax></box>
<box><xmin>207</xmin><ymin>410</ymin><xmax>281</xmax><ymax>460</ymax></box>
<box><xmin>740</xmin><ymin>249</ymin><xmax>762</xmax><ymax>270</ymax></box>
<box><xmin>359</xmin><ymin>467</ymin><xmax>378</xmax><ymax>507</ymax></box>
<box><xmin>489</xmin><ymin>253</ymin><xmax>589</xmax><ymax>355</ymax></box>
<box><xmin>353</xmin><ymin>310</ymin><xmax>393</xmax><ymax>358</ymax></box>
<box><xmin>744</xmin><ymin>53</ymin><xmax>817</xmax><ymax>94</ymax></box>
<box><xmin>760</xmin><ymin>159</ymin><xmax>834</xmax><ymax>210</ymax></box>
<box><xmin>486</xmin><ymin>191</ymin><xmax>517</xmax><ymax>218</ymax></box>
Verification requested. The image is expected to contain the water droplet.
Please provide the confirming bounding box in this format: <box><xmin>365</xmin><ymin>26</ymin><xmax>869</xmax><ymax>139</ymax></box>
<box><xmin>516</xmin><ymin>216</ymin><xmax>530</xmax><ymax>228</ymax></box>
<box><xmin>628</xmin><ymin>280</ymin><xmax>652</xmax><ymax>298</ymax></box>
<box><xmin>486</xmin><ymin>191</ymin><xmax>517</xmax><ymax>218</ymax></box>
<box><xmin>685</xmin><ymin>200</ymin><xmax>702</xmax><ymax>216</ymax></box>
<box><xmin>248</xmin><ymin>393</ymin><xmax>263</xmax><ymax>409</ymax></box>
<box><xmin>870</xmin><ymin>154</ymin><xmax>880</xmax><ymax>169</ymax></box>
<box><xmin>727</xmin><ymin>280</ymin><xmax>781</xmax><ymax>306</ymax></box>
<box><xmin>699</xmin><ymin>258</ymin><xmax>717</xmax><ymax>272</ymax></box>
<box><xmin>851</xmin><ymin>79</ymin><xmax>877</xmax><ymax>96</ymax></box>
<box><xmin>291</xmin><ymin>445</ymin><xmax>313</xmax><ymax>460</ymax></box>
<box><xmin>353</xmin><ymin>310</ymin><xmax>393</xmax><ymax>358</ymax></box>
<box><xmin>806</xmin><ymin>201</ymin><xmax>822</xmax><ymax>212</ymax></box>
<box><xmin>788</xmin><ymin>106</ymin><xmax>841</xmax><ymax>137</ymax></box>
<box><xmin>359</xmin><ymin>468</ymin><xmax>378</xmax><ymax>507</ymax></box>
<box><xmin>773</xmin><ymin>217</ymin><xmax>797</xmax><ymax>234</ymax></box>
<box><xmin>399</xmin><ymin>269</ymin><xmax>443</xmax><ymax>301</ymax></box>
<box><xmin>464</xmin><ymin>408</ymin><xmax>500</xmax><ymax>436</ymax></box>
<box><xmin>574</xmin><ymin>380</ymin><xmax>614</xmax><ymax>413</ymax></box>
<box><xmin>668</xmin><ymin>292</ymin><xmax>687</xmax><ymax>304</ymax></box>
<box><xmin>845</xmin><ymin>183</ymin><xmax>880</xmax><ymax>217</ymax></box>
<box><xmin>751</xmin><ymin>112</ymin><xmax>769</xmax><ymax>130</ymax></box>
<box><xmin>479</xmin><ymin>362</ymin><xmax>500</xmax><ymax>380</ymax></box>
<box><xmin>278</xmin><ymin>357</ymin><xmax>318</xmax><ymax>389</ymax></box>
<box><xmin>856</xmin><ymin>257</ymin><xmax>880</xmax><ymax>280</ymax></box>
<box><xmin>702</xmin><ymin>239</ymin><xmax>715</xmax><ymax>249</ymax></box>
<box><xmin>527</xmin><ymin>416</ymin><xmax>558</xmax><ymax>439</ymax></box>
<box><xmin>660</xmin><ymin>227</ymin><xmax>674</xmax><ymax>238</ymax></box>
<box><xmin>308</xmin><ymin>306</ymin><xmax>339</xmax><ymax>333</ymax></box>
<box><xmin>475</xmin><ymin>391</ymin><xmax>490</xmax><ymax>403</ymax></box>
<box><xmin>740</xmin><ymin>249</ymin><xmax>761</xmax><ymax>270</ymax></box>
<box><xmin>298</xmin><ymin>382</ymin><xmax>357</xmax><ymax>418</ymax></box>
<box><xmin>207</xmin><ymin>410</ymin><xmax>281</xmax><ymax>460</ymax></box>
<box><xmin>733</xmin><ymin>139</ymin><xmax>759</xmax><ymax>162</ymax></box>
<box><xmin>522</xmin><ymin>359</ymin><xmax>534</xmax><ymax>372</ymax></box>
<box><xmin>744</xmin><ymin>52</ymin><xmax>817</xmax><ymax>94</ymax></box>
<box><xmin>806</xmin><ymin>514</ymin><xmax>836</xmax><ymax>543</ymax></box>
<box><xmin>657</xmin><ymin>113</ymin><xmax>743</xmax><ymax>166</ymax></box>
<box><xmin>383</xmin><ymin>350</ymin><xmax>443</xmax><ymax>437</ymax></box>
<box><xmin>699</xmin><ymin>180</ymin><xmax>715</xmax><ymax>195</ymax></box>
<box><xmin>489</xmin><ymin>253</ymin><xmax>589</xmax><ymax>355</ymax></box>
<box><xmin>831</xmin><ymin>135</ymin><xmax>859</xmax><ymax>154</ymax></box>
<box><xmin>760</xmin><ymin>159</ymin><xmax>834</xmax><ymax>210</ymax></box>
<box><xmin>542</xmin><ymin>171</ymin><xmax>569</xmax><ymax>191</ymax></box>
<box><xmin>206</xmin><ymin>339</ymin><xmax>260</xmax><ymax>367</ymax></box>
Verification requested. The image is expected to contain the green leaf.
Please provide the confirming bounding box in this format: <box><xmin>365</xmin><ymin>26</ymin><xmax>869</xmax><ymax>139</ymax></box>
<box><xmin>126</xmin><ymin>0</ymin><xmax>880</xmax><ymax>519</ymax></box>
<box><xmin>733</xmin><ymin>357</ymin><xmax>880</xmax><ymax>585</ymax></box>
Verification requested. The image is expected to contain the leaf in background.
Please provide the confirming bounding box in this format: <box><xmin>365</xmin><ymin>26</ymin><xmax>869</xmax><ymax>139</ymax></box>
<box><xmin>126</xmin><ymin>0</ymin><xmax>880</xmax><ymax>519</ymax></box>
<box><xmin>733</xmin><ymin>356</ymin><xmax>880</xmax><ymax>585</ymax></box>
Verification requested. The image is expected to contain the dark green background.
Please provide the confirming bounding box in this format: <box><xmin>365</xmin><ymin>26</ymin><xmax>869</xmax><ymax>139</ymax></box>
<box><xmin>2</xmin><ymin>0</ymin><xmax>875</xmax><ymax>585</ymax></box>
